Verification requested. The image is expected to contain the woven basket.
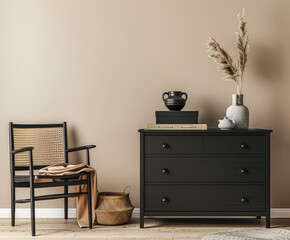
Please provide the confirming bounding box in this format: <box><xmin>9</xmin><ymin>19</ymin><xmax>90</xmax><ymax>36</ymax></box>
<box><xmin>95</xmin><ymin>188</ymin><xmax>134</xmax><ymax>225</ymax></box>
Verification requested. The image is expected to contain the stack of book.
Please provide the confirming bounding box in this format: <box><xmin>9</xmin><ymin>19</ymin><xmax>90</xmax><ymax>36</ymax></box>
<box><xmin>146</xmin><ymin>111</ymin><xmax>207</xmax><ymax>130</ymax></box>
<box><xmin>147</xmin><ymin>123</ymin><xmax>207</xmax><ymax>130</ymax></box>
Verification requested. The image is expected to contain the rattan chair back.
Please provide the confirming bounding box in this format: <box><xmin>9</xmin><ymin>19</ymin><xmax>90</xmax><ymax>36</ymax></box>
<box><xmin>11</xmin><ymin>124</ymin><xmax>66</xmax><ymax>168</ymax></box>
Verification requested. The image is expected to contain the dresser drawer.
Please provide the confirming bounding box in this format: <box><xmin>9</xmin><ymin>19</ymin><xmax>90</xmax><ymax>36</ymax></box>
<box><xmin>144</xmin><ymin>136</ymin><xmax>203</xmax><ymax>155</ymax></box>
<box><xmin>205</xmin><ymin>136</ymin><xmax>265</xmax><ymax>155</ymax></box>
<box><xmin>145</xmin><ymin>157</ymin><xmax>265</xmax><ymax>183</ymax></box>
<box><xmin>145</xmin><ymin>185</ymin><xmax>265</xmax><ymax>212</ymax></box>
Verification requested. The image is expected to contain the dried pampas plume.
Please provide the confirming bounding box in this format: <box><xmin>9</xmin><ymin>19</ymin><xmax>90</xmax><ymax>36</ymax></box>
<box><xmin>236</xmin><ymin>8</ymin><xmax>249</xmax><ymax>93</ymax></box>
<box><xmin>207</xmin><ymin>9</ymin><xmax>250</xmax><ymax>95</ymax></box>
<box><xmin>207</xmin><ymin>38</ymin><xmax>239</xmax><ymax>81</ymax></box>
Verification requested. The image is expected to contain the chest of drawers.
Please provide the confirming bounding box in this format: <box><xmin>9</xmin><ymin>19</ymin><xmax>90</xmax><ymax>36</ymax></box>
<box><xmin>139</xmin><ymin>129</ymin><xmax>272</xmax><ymax>228</ymax></box>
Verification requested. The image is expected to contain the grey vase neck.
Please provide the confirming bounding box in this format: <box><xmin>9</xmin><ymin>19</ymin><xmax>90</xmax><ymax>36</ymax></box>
<box><xmin>232</xmin><ymin>94</ymin><xmax>244</xmax><ymax>106</ymax></box>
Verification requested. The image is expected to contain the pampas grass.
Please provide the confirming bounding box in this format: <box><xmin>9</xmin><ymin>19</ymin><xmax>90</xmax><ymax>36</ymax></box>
<box><xmin>237</xmin><ymin>9</ymin><xmax>249</xmax><ymax>94</ymax></box>
<box><xmin>207</xmin><ymin>9</ymin><xmax>249</xmax><ymax>94</ymax></box>
<box><xmin>207</xmin><ymin>38</ymin><xmax>240</xmax><ymax>94</ymax></box>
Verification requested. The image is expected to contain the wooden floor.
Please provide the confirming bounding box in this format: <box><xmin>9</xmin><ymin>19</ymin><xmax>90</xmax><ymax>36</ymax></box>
<box><xmin>1</xmin><ymin>217</ymin><xmax>290</xmax><ymax>239</ymax></box>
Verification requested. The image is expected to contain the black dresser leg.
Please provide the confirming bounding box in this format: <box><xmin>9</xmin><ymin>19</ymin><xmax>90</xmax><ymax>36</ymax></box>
<box><xmin>256</xmin><ymin>216</ymin><xmax>261</xmax><ymax>219</ymax></box>
<box><xmin>140</xmin><ymin>215</ymin><xmax>144</xmax><ymax>228</ymax></box>
<box><xmin>266</xmin><ymin>215</ymin><xmax>271</xmax><ymax>228</ymax></box>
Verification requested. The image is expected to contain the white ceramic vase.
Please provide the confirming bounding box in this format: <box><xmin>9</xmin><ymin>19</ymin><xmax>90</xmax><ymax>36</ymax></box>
<box><xmin>226</xmin><ymin>94</ymin><xmax>249</xmax><ymax>129</ymax></box>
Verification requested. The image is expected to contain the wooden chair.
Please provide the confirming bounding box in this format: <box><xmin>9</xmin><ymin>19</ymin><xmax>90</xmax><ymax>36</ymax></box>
<box><xmin>9</xmin><ymin>122</ymin><xmax>96</xmax><ymax>236</ymax></box>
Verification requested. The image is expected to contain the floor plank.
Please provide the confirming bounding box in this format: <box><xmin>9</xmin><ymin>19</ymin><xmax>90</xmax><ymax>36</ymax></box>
<box><xmin>0</xmin><ymin>218</ymin><xmax>290</xmax><ymax>239</ymax></box>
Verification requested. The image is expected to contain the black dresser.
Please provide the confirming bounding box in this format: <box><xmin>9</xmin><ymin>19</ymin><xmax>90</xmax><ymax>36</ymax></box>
<box><xmin>139</xmin><ymin>129</ymin><xmax>272</xmax><ymax>228</ymax></box>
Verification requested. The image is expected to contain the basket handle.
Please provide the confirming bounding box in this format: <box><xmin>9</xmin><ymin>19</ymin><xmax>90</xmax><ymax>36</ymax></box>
<box><xmin>123</xmin><ymin>186</ymin><xmax>131</xmax><ymax>194</ymax></box>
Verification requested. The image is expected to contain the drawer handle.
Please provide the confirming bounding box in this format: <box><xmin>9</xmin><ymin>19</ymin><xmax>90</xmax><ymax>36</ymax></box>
<box><xmin>240</xmin><ymin>143</ymin><xmax>248</xmax><ymax>149</ymax></box>
<box><xmin>240</xmin><ymin>169</ymin><xmax>248</xmax><ymax>174</ymax></box>
<box><xmin>162</xmin><ymin>143</ymin><xmax>169</xmax><ymax>149</ymax></box>
<box><xmin>161</xmin><ymin>168</ymin><xmax>169</xmax><ymax>174</ymax></box>
<box><xmin>240</xmin><ymin>197</ymin><xmax>248</xmax><ymax>203</ymax></box>
<box><xmin>161</xmin><ymin>197</ymin><xmax>169</xmax><ymax>202</ymax></box>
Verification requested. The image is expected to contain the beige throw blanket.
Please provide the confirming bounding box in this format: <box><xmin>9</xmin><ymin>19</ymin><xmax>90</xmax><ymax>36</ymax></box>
<box><xmin>39</xmin><ymin>163</ymin><xmax>97</xmax><ymax>227</ymax></box>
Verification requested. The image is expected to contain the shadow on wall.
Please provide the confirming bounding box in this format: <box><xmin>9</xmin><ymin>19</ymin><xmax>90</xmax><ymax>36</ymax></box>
<box><xmin>251</xmin><ymin>8</ymin><xmax>290</xmax><ymax>206</ymax></box>
<box><xmin>253</xmin><ymin>45</ymin><xmax>285</xmax><ymax>82</ymax></box>
<box><xmin>198</xmin><ymin>99</ymin><xmax>222</xmax><ymax>128</ymax></box>
<box><xmin>67</xmin><ymin>125</ymin><xmax>82</xmax><ymax>165</ymax></box>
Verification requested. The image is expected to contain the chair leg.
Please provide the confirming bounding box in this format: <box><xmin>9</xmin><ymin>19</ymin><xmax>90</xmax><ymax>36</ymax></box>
<box><xmin>64</xmin><ymin>185</ymin><xmax>68</xmax><ymax>219</ymax></box>
<box><xmin>30</xmin><ymin>186</ymin><xmax>36</xmax><ymax>236</ymax></box>
<box><xmin>11</xmin><ymin>185</ymin><xmax>15</xmax><ymax>226</ymax></box>
<box><xmin>87</xmin><ymin>173</ymin><xmax>92</xmax><ymax>229</ymax></box>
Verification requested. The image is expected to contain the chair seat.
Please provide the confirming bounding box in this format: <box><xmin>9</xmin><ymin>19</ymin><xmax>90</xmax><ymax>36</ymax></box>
<box><xmin>14</xmin><ymin>172</ymin><xmax>88</xmax><ymax>188</ymax></box>
<box><xmin>14</xmin><ymin>172</ymin><xmax>87</xmax><ymax>183</ymax></box>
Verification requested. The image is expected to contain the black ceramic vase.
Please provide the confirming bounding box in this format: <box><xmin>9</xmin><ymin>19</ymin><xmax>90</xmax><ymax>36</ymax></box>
<box><xmin>162</xmin><ymin>91</ymin><xmax>188</xmax><ymax>111</ymax></box>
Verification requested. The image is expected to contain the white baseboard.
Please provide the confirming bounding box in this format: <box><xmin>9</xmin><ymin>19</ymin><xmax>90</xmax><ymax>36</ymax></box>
<box><xmin>0</xmin><ymin>208</ymin><xmax>77</xmax><ymax>218</ymax></box>
<box><xmin>271</xmin><ymin>208</ymin><xmax>290</xmax><ymax>218</ymax></box>
<box><xmin>0</xmin><ymin>208</ymin><xmax>289</xmax><ymax>218</ymax></box>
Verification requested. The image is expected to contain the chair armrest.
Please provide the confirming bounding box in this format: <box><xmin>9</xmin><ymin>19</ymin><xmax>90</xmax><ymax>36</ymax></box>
<box><xmin>66</xmin><ymin>145</ymin><xmax>96</xmax><ymax>153</ymax></box>
<box><xmin>10</xmin><ymin>147</ymin><xmax>34</xmax><ymax>181</ymax></box>
<box><xmin>11</xmin><ymin>147</ymin><xmax>34</xmax><ymax>155</ymax></box>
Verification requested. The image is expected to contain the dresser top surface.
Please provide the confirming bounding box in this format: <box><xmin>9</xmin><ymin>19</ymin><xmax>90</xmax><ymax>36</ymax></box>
<box><xmin>139</xmin><ymin>128</ymin><xmax>272</xmax><ymax>133</ymax></box>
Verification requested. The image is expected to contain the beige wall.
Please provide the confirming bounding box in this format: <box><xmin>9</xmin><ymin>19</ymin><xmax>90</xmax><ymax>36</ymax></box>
<box><xmin>1</xmin><ymin>0</ymin><xmax>290</xmax><ymax>209</ymax></box>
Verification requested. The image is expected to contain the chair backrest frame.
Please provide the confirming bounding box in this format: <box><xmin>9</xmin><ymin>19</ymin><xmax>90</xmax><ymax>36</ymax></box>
<box><xmin>9</xmin><ymin>122</ymin><xmax>68</xmax><ymax>171</ymax></box>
